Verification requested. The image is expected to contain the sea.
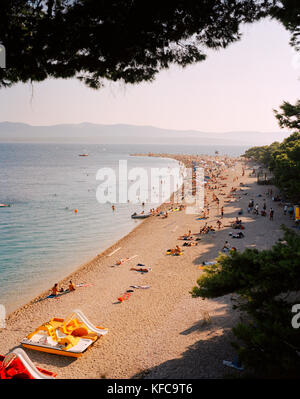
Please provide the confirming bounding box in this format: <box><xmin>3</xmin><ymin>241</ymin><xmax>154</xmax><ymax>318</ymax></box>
<box><xmin>0</xmin><ymin>143</ymin><xmax>249</xmax><ymax>313</ymax></box>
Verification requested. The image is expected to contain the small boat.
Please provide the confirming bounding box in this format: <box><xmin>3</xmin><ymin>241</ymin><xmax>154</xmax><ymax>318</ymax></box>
<box><xmin>0</xmin><ymin>348</ymin><xmax>56</xmax><ymax>379</ymax></box>
<box><xmin>0</xmin><ymin>204</ymin><xmax>10</xmax><ymax>207</ymax></box>
<box><xmin>79</xmin><ymin>154</ymin><xmax>88</xmax><ymax>157</ymax></box>
<box><xmin>21</xmin><ymin>309</ymin><xmax>108</xmax><ymax>358</ymax></box>
<box><xmin>131</xmin><ymin>212</ymin><xmax>151</xmax><ymax>219</ymax></box>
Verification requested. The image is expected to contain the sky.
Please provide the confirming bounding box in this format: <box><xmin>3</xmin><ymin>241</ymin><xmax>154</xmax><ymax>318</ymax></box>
<box><xmin>0</xmin><ymin>17</ymin><xmax>299</xmax><ymax>133</ymax></box>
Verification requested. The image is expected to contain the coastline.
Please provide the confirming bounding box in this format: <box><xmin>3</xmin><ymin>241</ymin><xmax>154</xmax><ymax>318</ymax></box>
<box><xmin>6</xmin><ymin>186</ymin><xmax>175</xmax><ymax>318</ymax></box>
<box><xmin>7</xmin><ymin>215</ymin><xmax>151</xmax><ymax>317</ymax></box>
<box><xmin>0</xmin><ymin>153</ymin><xmax>295</xmax><ymax>379</ymax></box>
<box><xmin>2</xmin><ymin>152</ymin><xmax>181</xmax><ymax>315</ymax></box>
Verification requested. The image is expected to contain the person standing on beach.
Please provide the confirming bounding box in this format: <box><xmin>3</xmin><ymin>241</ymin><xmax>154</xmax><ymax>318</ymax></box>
<box><xmin>288</xmin><ymin>206</ymin><xmax>294</xmax><ymax>219</ymax></box>
<box><xmin>269</xmin><ymin>208</ymin><xmax>274</xmax><ymax>221</ymax></box>
<box><xmin>284</xmin><ymin>205</ymin><xmax>288</xmax><ymax>215</ymax></box>
<box><xmin>221</xmin><ymin>206</ymin><xmax>224</xmax><ymax>218</ymax></box>
<box><xmin>248</xmin><ymin>200</ymin><xmax>253</xmax><ymax>211</ymax></box>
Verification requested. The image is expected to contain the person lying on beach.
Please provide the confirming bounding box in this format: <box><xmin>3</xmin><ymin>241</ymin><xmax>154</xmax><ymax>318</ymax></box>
<box><xmin>231</xmin><ymin>218</ymin><xmax>243</xmax><ymax>229</ymax></box>
<box><xmin>178</xmin><ymin>235</ymin><xmax>193</xmax><ymax>240</ymax></box>
<box><xmin>183</xmin><ymin>242</ymin><xmax>198</xmax><ymax>247</ymax></box>
<box><xmin>178</xmin><ymin>230</ymin><xmax>193</xmax><ymax>239</ymax></box>
<box><xmin>229</xmin><ymin>232</ymin><xmax>244</xmax><ymax>239</ymax></box>
<box><xmin>116</xmin><ymin>258</ymin><xmax>129</xmax><ymax>265</ymax></box>
<box><xmin>130</xmin><ymin>267</ymin><xmax>152</xmax><ymax>273</ymax></box>
<box><xmin>201</xmin><ymin>225</ymin><xmax>215</xmax><ymax>234</ymax></box>
<box><xmin>222</xmin><ymin>241</ymin><xmax>231</xmax><ymax>252</ymax></box>
<box><xmin>166</xmin><ymin>245</ymin><xmax>182</xmax><ymax>255</ymax></box>
<box><xmin>118</xmin><ymin>292</ymin><xmax>132</xmax><ymax>302</ymax></box>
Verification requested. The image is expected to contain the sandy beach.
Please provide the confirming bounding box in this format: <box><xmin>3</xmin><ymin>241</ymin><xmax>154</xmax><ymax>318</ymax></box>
<box><xmin>0</xmin><ymin>154</ymin><xmax>295</xmax><ymax>379</ymax></box>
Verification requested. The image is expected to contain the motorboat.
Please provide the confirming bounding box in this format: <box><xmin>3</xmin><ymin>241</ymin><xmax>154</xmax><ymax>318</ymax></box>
<box><xmin>131</xmin><ymin>212</ymin><xmax>151</xmax><ymax>219</ymax></box>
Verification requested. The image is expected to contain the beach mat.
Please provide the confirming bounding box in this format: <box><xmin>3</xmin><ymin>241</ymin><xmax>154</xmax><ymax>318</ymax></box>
<box><xmin>130</xmin><ymin>285</ymin><xmax>151</xmax><ymax>289</ymax></box>
<box><xmin>76</xmin><ymin>283</ymin><xmax>94</xmax><ymax>288</ymax></box>
<box><xmin>117</xmin><ymin>292</ymin><xmax>132</xmax><ymax>302</ymax></box>
<box><xmin>114</xmin><ymin>255</ymin><xmax>138</xmax><ymax>266</ymax></box>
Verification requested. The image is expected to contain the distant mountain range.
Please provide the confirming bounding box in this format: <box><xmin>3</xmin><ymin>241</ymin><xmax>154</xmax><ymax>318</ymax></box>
<box><xmin>0</xmin><ymin>122</ymin><xmax>289</xmax><ymax>146</ymax></box>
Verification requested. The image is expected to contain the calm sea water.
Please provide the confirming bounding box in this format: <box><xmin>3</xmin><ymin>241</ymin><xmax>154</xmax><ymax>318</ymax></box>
<box><xmin>0</xmin><ymin>143</ymin><xmax>248</xmax><ymax>313</ymax></box>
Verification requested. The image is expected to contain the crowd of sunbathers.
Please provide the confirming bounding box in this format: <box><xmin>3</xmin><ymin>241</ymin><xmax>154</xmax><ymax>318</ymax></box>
<box><xmin>149</xmin><ymin>204</ymin><xmax>185</xmax><ymax>218</ymax></box>
<box><xmin>199</xmin><ymin>223</ymin><xmax>216</xmax><ymax>234</ymax></box>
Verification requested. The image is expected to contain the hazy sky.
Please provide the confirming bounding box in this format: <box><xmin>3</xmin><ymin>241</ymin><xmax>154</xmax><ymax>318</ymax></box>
<box><xmin>0</xmin><ymin>18</ymin><xmax>299</xmax><ymax>132</ymax></box>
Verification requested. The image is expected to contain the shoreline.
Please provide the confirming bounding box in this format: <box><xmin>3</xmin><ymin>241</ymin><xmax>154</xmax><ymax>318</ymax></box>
<box><xmin>6</xmin><ymin>162</ymin><xmax>181</xmax><ymax>318</ymax></box>
<box><xmin>3</xmin><ymin>152</ymin><xmax>181</xmax><ymax>316</ymax></box>
<box><xmin>0</xmin><ymin>153</ymin><xmax>295</xmax><ymax>379</ymax></box>
<box><xmin>6</xmin><ymin>195</ymin><xmax>174</xmax><ymax>320</ymax></box>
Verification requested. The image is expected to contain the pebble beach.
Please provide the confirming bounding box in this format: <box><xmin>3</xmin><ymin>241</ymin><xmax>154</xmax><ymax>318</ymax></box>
<box><xmin>0</xmin><ymin>153</ymin><xmax>295</xmax><ymax>379</ymax></box>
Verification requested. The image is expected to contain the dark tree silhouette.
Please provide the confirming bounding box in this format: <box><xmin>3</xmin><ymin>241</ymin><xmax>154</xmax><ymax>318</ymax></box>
<box><xmin>0</xmin><ymin>0</ymin><xmax>280</xmax><ymax>89</ymax></box>
<box><xmin>271</xmin><ymin>0</ymin><xmax>300</xmax><ymax>50</ymax></box>
<box><xmin>274</xmin><ymin>100</ymin><xmax>300</xmax><ymax>131</ymax></box>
